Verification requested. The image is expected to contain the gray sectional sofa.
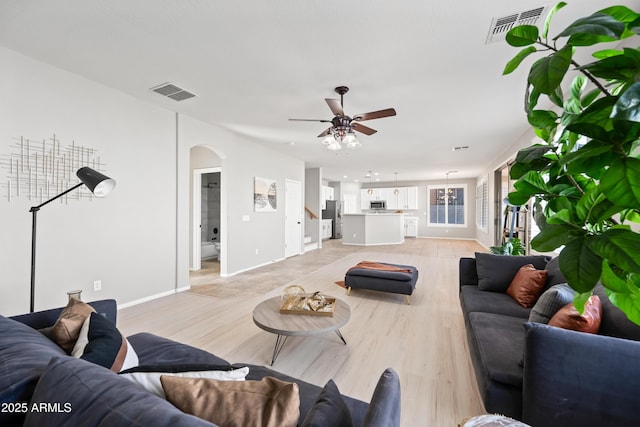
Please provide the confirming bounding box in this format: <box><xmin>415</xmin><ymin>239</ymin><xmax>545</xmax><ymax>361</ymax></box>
<box><xmin>459</xmin><ymin>253</ymin><xmax>640</xmax><ymax>427</ymax></box>
<box><xmin>1</xmin><ymin>299</ymin><xmax>401</xmax><ymax>427</ymax></box>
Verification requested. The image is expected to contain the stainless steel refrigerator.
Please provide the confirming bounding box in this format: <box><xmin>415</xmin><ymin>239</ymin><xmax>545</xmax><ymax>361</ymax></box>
<box><xmin>322</xmin><ymin>200</ymin><xmax>342</xmax><ymax>239</ymax></box>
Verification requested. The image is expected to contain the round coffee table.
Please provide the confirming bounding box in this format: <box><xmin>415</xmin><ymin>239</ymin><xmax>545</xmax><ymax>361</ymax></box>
<box><xmin>253</xmin><ymin>296</ymin><xmax>350</xmax><ymax>365</ymax></box>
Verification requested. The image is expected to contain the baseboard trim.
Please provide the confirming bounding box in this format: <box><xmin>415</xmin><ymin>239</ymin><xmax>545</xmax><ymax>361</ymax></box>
<box><xmin>118</xmin><ymin>285</ymin><xmax>190</xmax><ymax>310</ymax></box>
<box><xmin>221</xmin><ymin>257</ymin><xmax>286</xmax><ymax>278</ymax></box>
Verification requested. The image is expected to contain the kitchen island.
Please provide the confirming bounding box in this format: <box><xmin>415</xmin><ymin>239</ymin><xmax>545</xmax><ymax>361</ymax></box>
<box><xmin>342</xmin><ymin>213</ymin><xmax>405</xmax><ymax>246</ymax></box>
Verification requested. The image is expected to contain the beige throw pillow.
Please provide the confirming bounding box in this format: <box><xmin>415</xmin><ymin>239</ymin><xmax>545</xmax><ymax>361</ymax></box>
<box><xmin>50</xmin><ymin>298</ymin><xmax>96</xmax><ymax>353</ymax></box>
<box><xmin>161</xmin><ymin>375</ymin><xmax>300</xmax><ymax>427</ymax></box>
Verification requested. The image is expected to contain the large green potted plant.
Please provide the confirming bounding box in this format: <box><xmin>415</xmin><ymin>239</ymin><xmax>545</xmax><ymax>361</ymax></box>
<box><xmin>503</xmin><ymin>2</ymin><xmax>640</xmax><ymax>324</ymax></box>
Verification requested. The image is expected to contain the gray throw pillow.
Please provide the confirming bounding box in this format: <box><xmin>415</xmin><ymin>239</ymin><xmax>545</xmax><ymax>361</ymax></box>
<box><xmin>475</xmin><ymin>252</ymin><xmax>550</xmax><ymax>292</ymax></box>
<box><xmin>545</xmin><ymin>257</ymin><xmax>566</xmax><ymax>288</ymax></box>
<box><xmin>529</xmin><ymin>283</ymin><xmax>575</xmax><ymax>324</ymax></box>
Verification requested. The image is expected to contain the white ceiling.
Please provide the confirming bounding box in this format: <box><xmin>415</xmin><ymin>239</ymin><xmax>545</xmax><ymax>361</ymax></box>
<box><xmin>1</xmin><ymin>0</ymin><xmax>635</xmax><ymax>183</ymax></box>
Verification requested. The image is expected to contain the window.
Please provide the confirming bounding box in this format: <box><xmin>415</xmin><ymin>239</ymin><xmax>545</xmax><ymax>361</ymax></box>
<box><xmin>428</xmin><ymin>184</ymin><xmax>467</xmax><ymax>227</ymax></box>
<box><xmin>476</xmin><ymin>179</ymin><xmax>488</xmax><ymax>231</ymax></box>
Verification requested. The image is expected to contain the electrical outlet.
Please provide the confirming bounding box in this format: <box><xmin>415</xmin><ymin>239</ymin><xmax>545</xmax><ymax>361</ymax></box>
<box><xmin>255</xmin><ymin>249</ymin><xmax>259</xmax><ymax>255</ymax></box>
<box><xmin>93</xmin><ymin>280</ymin><xmax>102</xmax><ymax>291</ymax></box>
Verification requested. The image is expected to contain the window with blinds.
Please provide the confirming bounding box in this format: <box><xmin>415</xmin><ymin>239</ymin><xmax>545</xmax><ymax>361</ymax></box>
<box><xmin>428</xmin><ymin>184</ymin><xmax>467</xmax><ymax>227</ymax></box>
<box><xmin>476</xmin><ymin>180</ymin><xmax>488</xmax><ymax>231</ymax></box>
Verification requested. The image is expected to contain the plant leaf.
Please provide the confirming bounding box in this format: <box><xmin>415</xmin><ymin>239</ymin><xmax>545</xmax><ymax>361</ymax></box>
<box><xmin>515</xmin><ymin>144</ymin><xmax>551</xmax><ymax>164</ymax></box>
<box><xmin>579</xmin><ymin>48</ymin><xmax>640</xmax><ymax>80</ymax></box>
<box><xmin>503</xmin><ymin>46</ymin><xmax>538</xmax><ymax>75</ymax></box>
<box><xmin>573</xmin><ymin>292</ymin><xmax>592</xmax><ymax>314</ymax></box>
<box><xmin>591</xmin><ymin>49</ymin><xmax>623</xmax><ymax>59</ymax></box>
<box><xmin>556</xmin><ymin>13</ymin><xmax>626</xmax><ymax>45</ymax></box>
<box><xmin>590</xmin><ymin>228</ymin><xmax>640</xmax><ymax>274</ymax></box>
<box><xmin>531</xmin><ymin>222</ymin><xmax>582</xmax><ymax>252</ymax></box>
<box><xmin>546</xmin><ymin>208</ymin><xmax>572</xmax><ymax>224</ymax></box>
<box><xmin>543</xmin><ymin>2</ymin><xmax>567</xmax><ymax>39</ymax></box>
<box><xmin>527</xmin><ymin>110</ymin><xmax>558</xmax><ymax>130</ymax></box>
<box><xmin>558</xmin><ymin>139</ymin><xmax>611</xmax><ymax>166</ymax></box>
<box><xmin>513</xmin><ymin>170</ymin><xmax>549</xmax><ymax>197</ymax></box>
<box><xmin>528</xmin><ymin>45</ymin><xmax>572</xmax><ymax>95</ymax></box>
<box><xmin>576</xmin><ymin>188</ymin><xmax>617</xmax><ymax>223</ymax></box>
<box><xmin>559</xmin><ymin>237</ymin><xmax>602</xmax><ymax>293</ymax></box>
<box><xmin>505</xmin><ymin>25</ymin><xmax>539</xmax><ymax>47</ymax></box>
<box><xmin>599</xmin><ymin>158</ymin><xmax>640</xmax><ymax>209</ymax></box>
<box><xmin>569</xmin><ymin>75</ymin><xmax>587</xmax><ymax>101</ymax></box>
<box><xmin>601</xmin><ymin>261</ymin><xmax>640</xmax><ymax>325</ymax></box>
<box><xmin>612</xmin><ymin>82</ymin><xmax>640</xmax><ymax>122</ymax></box>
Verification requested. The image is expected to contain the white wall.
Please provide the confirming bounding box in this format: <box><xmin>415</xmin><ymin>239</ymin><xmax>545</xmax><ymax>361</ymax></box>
<box><xmin>0</xmin><ymin>46</ymin><xmax>177</xmax><ymax>315</ymax></box>
<box><xmin>475</xmin><ymin>129</ymin><xmax>537</xmax><ymax>248</ymax></box>
<box><xmin>177</xmin><ymin>115</ymin><xmax>305</xmax><ymax>276</ymax></box>
<box><xmin>0</xmin><ymin>46</ymin><xmax>306</xmax><ymax>315</ymax></box>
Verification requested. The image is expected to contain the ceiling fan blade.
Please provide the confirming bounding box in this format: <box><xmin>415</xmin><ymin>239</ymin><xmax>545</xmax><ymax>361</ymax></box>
<box><xmin>351</xmin><ymin>122</ymin><xmax>377</xmax><ymax>135</ymax></box>
<box><xmin>325</xmin><ymin>98</ymin><xmax>345</xmax><ymax>117</ymax></box>
<box><xmin>317</xmin><ymin>128</ymin><xmax>333</xmax><ymax>138</ymax></box>
<box><xmin>353</xmin><ymin>108</ymin><xmax>397</xmax><ymax>121</ymax></box>
<box><xmin>289</xmin><ymin>118</ymin><xmax>332</xmax><ymax>122</ymax></box>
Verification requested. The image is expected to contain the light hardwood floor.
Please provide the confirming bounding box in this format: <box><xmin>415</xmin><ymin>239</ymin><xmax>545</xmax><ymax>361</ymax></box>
<box><xmin>118</xmin><ymin>238</ymin><xmax>486</xmax><ymax>426</ymax></box>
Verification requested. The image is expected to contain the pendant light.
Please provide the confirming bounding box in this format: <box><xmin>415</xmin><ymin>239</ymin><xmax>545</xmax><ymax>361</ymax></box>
<box><xmin>367</xmin><ymin>171</ymin><xmax>373</xmax><ymax>195</ymax></box>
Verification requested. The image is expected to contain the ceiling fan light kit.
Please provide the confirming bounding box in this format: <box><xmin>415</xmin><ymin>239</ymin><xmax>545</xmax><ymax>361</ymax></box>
<box><xmin>289</xmin><ymin>86</ymin><xmax>396</xmax><ymax>150</ymax></box>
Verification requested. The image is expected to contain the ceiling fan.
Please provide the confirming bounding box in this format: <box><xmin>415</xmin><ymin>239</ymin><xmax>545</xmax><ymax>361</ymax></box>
<box><xmin>289</xmin><ymin>86</ymin><xmax>396</xmax><ymax>150</ymax></box>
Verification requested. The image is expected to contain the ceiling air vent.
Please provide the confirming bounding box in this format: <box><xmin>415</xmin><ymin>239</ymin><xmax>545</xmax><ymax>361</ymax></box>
<box><xmin>150</xmin><ymin>82</ymin><xmax>196</xmax><ymax>101</ymax></box>
<box><xmin>485</xmin><ymin>5</ymin><xmax>548</xmax><ymax>44</ymax></box>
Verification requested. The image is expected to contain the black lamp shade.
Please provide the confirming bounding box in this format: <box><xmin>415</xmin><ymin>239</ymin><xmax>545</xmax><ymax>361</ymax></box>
<box><xmin>76</xmin><ymin>167</ymin><xmax>116</xmax><ymax>197</ymax></box>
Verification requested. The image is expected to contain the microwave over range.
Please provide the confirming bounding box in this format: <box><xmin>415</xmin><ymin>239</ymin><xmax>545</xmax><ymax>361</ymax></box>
<box><xmin>370</xmin><ymin>200</ymin><xmax>386</xmax><ymax>210</ymax></box>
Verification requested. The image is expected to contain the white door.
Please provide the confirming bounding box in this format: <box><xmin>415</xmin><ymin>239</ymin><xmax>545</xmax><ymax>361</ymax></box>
<box><xmin>285</xmin><ymin>179</ymin><xmax>303</xmax><ymax>258</ymax></box>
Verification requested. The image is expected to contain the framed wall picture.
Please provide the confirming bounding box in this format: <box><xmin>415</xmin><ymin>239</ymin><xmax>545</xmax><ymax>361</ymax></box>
<box><xmin>254</xmin><ymin>177</ymin><xmax>277</xmax><ymax>212</ymax></box>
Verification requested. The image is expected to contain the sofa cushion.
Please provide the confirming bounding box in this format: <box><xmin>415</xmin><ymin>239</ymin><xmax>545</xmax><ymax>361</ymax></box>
<box><xmin>549</xmin><ymin>295</ymin><xmax>602</xmax><ymax>334</ymax></box>
<box><xmin>475</xmin><ymin>253</ymin><xmax>549</xmax><ymax>292</ymax></box>
<box><xmin>528</xmin><ymin>283</ymin><xmax>575</xmax><ymax>324</ymax></box>
<box><xmin>71</xmin><ymin>312</ymin><xmax>139</xmax><ymax>372</ymax></box>
<box><xmin>161</xmin><ymin>375</ymin><xmax>299</xmax><ymax>427</ymax></box>
<box><xmin>120</xmin><ymin>365</ymin><xmax>249</xmax><ymax>398</ymax></box>
<box><xmin>241</xmin><ymin>363</ymin><xmax>369</xmax><ymax>426</ymax></box>
<box><xmin>50</xmin><ymin>297</ymin><xmax>95</xmax><ymax>353</ymax></box>
<box><xmin>23</xmin><ymin>356</ymin><xmax>214</xmax><ymax>427</ymax></box>
<box><xmin>506</xmin><ymin>265</ymin><xmax>548</xmax><ymax>308</ymax></box>
<box><xmin>467</xmin><ymin>312</ymin><xmax>525</xmax><ymax>387</ymax></box>
<box><xmin>0</xmin><ymin>315</ymin><xmax>67</xmax><ymax>427</ymax></box>
<box><xmin>361</xmin><ymin>368</ymin><xmax>401</xmax><ymax>427</ymax></box>
<box><xmin>460</xmin><ymin>286</ymin><xmax>531</xmax><ymax>320</ymax></box>
<box><xmin>543</xmin><ymin>257</ymin><xmax>565</xmax><ymax>289</ymax></box>
<box><xmin>301</xmin><ymin>380</ymin><xmax>353</xmax><ymax>427</ymax></box>
<box><xmin>127</xmin><ymin>332</ymin><xmax>230</xmax><ymax>366</ymax></box>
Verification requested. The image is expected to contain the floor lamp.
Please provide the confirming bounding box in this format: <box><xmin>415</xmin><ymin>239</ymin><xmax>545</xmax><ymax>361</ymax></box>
<box><xmin>29</xmin><ymin>167</ymin><xmax>116</xmax><ymax>313</ymax></box>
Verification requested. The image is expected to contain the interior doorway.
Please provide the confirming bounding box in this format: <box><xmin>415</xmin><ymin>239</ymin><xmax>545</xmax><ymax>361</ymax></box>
<box><xmin>284</xmin><ymin>179</ymin><xmax>303</xmax><ymax>257</ymax></box>
<box><xmin>192</xmin><ymin>167</ymin><xmax>222</xmax><ymax>273</ymax></box>
<box><xmin>494</xmin><ymin>162</ymin><xmax>531</xmax><ymax>253</ymax></box>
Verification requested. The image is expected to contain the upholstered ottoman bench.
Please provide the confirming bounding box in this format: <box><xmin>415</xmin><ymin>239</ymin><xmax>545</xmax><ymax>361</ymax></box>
<box><xmin>344</xmin><ymin>261</ymin><xmax>418</xmax><ymax>304</ymax></box>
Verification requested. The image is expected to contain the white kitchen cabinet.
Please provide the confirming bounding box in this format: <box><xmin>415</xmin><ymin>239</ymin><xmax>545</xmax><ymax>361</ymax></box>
<box><xmin>321</xmin><ymin>219</ymin><xmax>333</xmax><ymax>240</ymax></box>
<box><xmin>404</xmin><ymin>216</ymin><xmax>419</xmax><ymax>237</ymax></box>
<box><xmin>404</xmin><ymin>187</ymin><xmax>418</xmax><ymax>210</ymax></box>
<box><xmin>361</xmin><ymin>186</ymin><xmax>418</xmax><ymax>210</ymax></box>
<box><xmin>321</xmin><ymin>186</ymin><xmax>334</xmax><ymax>210</ymax></box>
